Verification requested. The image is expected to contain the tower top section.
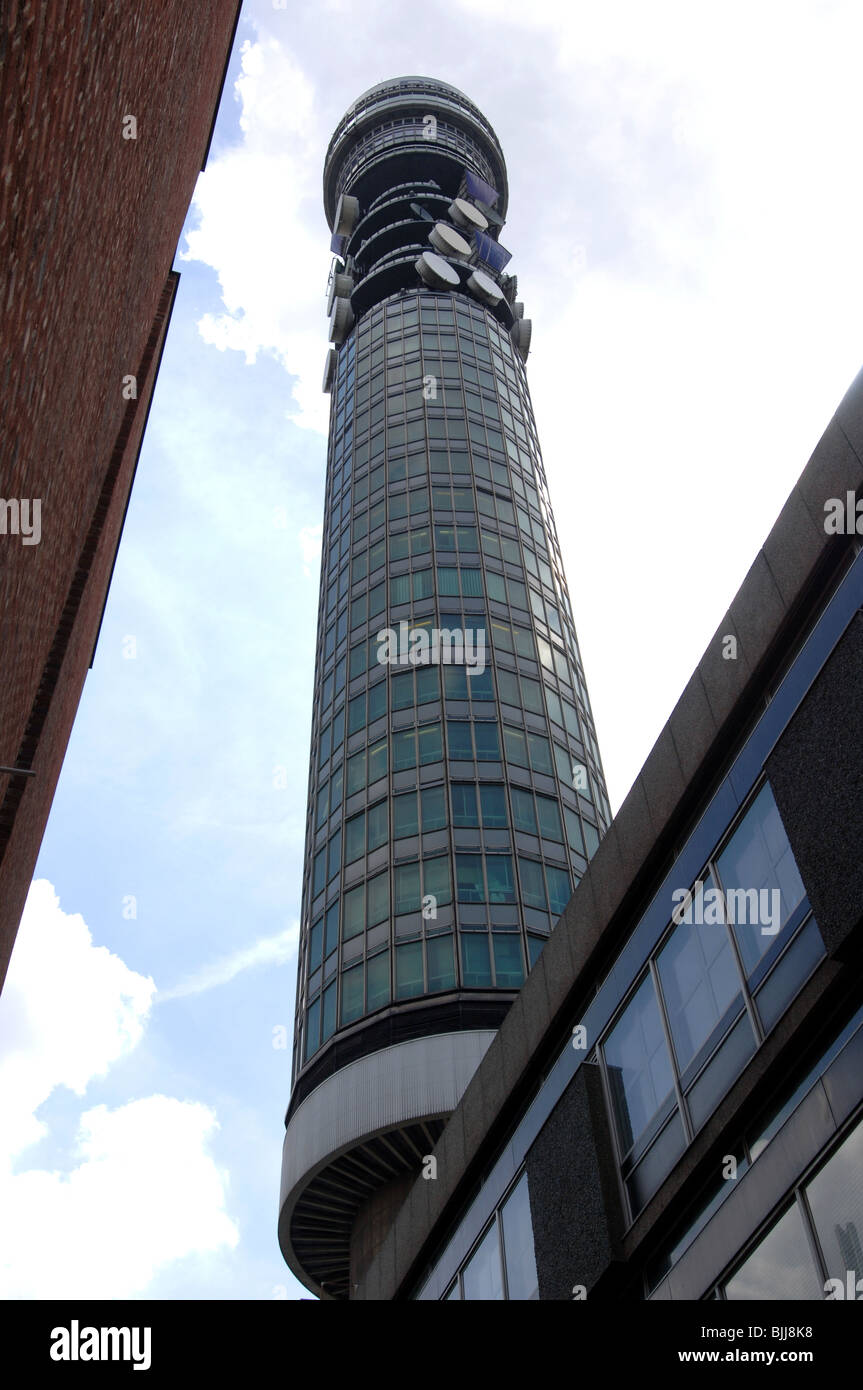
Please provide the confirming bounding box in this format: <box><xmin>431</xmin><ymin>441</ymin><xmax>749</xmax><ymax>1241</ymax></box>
<box><xmin>323</xmin><ymin>75</ymin><xmax>509</xmax><ymax>229</ymax></box>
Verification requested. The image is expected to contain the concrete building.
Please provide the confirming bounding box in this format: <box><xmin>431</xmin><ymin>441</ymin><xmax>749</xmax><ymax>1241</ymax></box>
<box><xmin>0</xmin><ymin>1</ymin><xmax>241</xmax><ymax>994</ymax></box>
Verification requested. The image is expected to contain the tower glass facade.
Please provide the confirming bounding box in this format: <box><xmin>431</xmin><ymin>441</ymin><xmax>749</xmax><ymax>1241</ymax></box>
<box><xmin>281</xmin><ymin>77</ymin><xmax>611</xmax><ymax>1298</ymax></box>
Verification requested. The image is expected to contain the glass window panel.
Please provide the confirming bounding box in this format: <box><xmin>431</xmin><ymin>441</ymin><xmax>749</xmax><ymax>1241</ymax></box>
<box><xmin>396</xmin><ymin>862</ymin><xmax>421</xmax><ymax>914</ymax></box>
<box><xmin>368</xmin><ymin>681</ymin><xmax>386</xmax><ymax>724</ymax></box>
<box><xmin>493</xmin><ymin>933</ymin><xmax>523</xmax><ymax>985</ymax></box>
<box><xmin>447</xmin><ymin>720</ymin><xmax>473</xmax><ymax>760</ymax></box>
<box><xmin>474</xmin><ymin>723</ymin><xmax>500</xmax><ymax>761</ymax></box>
<box><xmin>468</xmin><ymin>666</ymin><xmax>494</xmax><ymax>701</ymax></box>
<box><xmin>657</xmin><ymin>874</ymin><xmax>742</xmax><ymax>1072</ymax></box>
<box><xmin>487</xmin><ymin>854</ymin><xmax>516</xmax><ymax>904</ymax></box>
<box><xmin>321</xmin><ymin>981</ymin><xmax>337</xmax><ymax>1042</ymax></box>
<box><xmin>396</xmin><ymin>941</ymin><xmax>424</xmax><ymax>999</ymax></box>
<box><xmin>367</xmin><ymin>869</ymin><xmax>389</xmax><ymax>926</ymax></box>
<box><xmin>427</xmin><ymin>934</ymin><xmax>456</xmax><ymax>992</ymax></box>
<box><xmin>462</xmin><ymin>1221</ymin><xmax>504</xmax><ymax>1301</ymax></box>
<box><xmin>390</xmin><ymin>573</ymin><xmax>410</xmax><ymax>606</ymax></box>
<box><xmin>340</xmin><ymin>962</ymin><xmax>364</xmax><ymax>1025</ymax></box>
<box><xmin>344</xmin><ymin>812</ymin><xmax>365</xmax><ymax>864</ymax></box>
<box><xmin>480</xmin><ymin>784</ymin><xmax>507</xmax><ymax>828</ymax></box>
<box><xmin>348</xmin><ymin>692</ymin><xmax>366</xmax><ymax>734</ymax></box>
<box><xmin>347</xmin><ymin>749</ymin><xmax>366</xmax><ymax>795</ymax></box>
<box><xmin>500</xmin><ymin>1172</ymin><xmax>539</xmax><ymax>1300</ymax></box>
<box><xmin>535</xmin><ymin>795</ymin><xmax>563</xmax><ymax>842</ymax></box>
<box><xmin>343</xmin><ymin>884</ymin><xmax>364</xmax><ymax>939</ymax></box>
<box><xmin>603</xmin><ymin>974</ymin><xmax>675</xmax><ymax>1155</ymax></box>
<box><xmin>309</xmin><ymin>917</ymin><xmax>323</xmax><ymax>972</ymax></box>
<box><xmin>461</xmin><ymin>934</ymin><xmax>493</xmax><ymax>988</ymax></box>
<box><xmin>512</xmin><ymin>788</ymin><xmax>537</xmax><ymax>834</ymax></box>
<box><xmin>419</xmin><ymin>721</ymin><xmax>443</xmax><ymax>764</ymax></box>
<box><xmin>545</xmin><ymin>865</ymin><xmax>572</xmax><ymax>916</ymax></box>
<box><xmin>457</xmin><ymin>853</ymin><xmax>485</xmax><ymax>903</ymax></box>
<box><xmin>394</xmin><ymin>790</ymin><xmax>419</xmax><ymax>837</ymax></box>
<box><xmin>519</xmin><ymin>857</ymin><xmax>546</xmax><ymax>909</ymax></box>
<box><xmin>424</xmin><ymin>854</ymin><xmax>452</xmax><ymax>907</ymax></box>
<box><xmin>393</xmin><ymin>728</ymin><xmax>416</xmax><ymax>771</ymax></box>
<box><xmin>367</xmin><ymin>949</ymin><xmax>390</xmax><ymax>1011</ymax></box>
<box><xmin>564</xmin><ymin>807</ymin><xmax>584</xmax><ymax>856</ymax></box>
<box><xmin>391</xmin><ymin>670</ymin><xmax>414</xmax><ymax>710</ymax></box>
<box><xmin>527</xmin><ymin>732</ymin><xmax>553</xmax><ymax>775</ymax></box>
<box><xmin>416</xmin><ymin>666</ymin><xmax>439</xmax><ymax>704</ymax></box>
<box><xmin>504</xmin><ymin>726</ymin><xmax>528</xmax><ymax>767</ymax></box>
<box><xmin>444</xmin><ymin>665</ymin><xmax>469</xmax><ymax>699</ymax></box>
<box><xmin>304</xmin><ymin>998</ymin><xmax>321</xmax><ymax>1061</ymax></box>
<box><xmin>437</xmin><ymin>566</ymin><xmax>461</xmax><ymax>597</ymax></box>
<box><xmin>420</xmin><ymin>785</ymin><xmax>447</xmax><ymax>831</ymax></box>
<box><xmin>313</xmin><ymin>848</ymin><xmax>326</xmax><ymax>897</ymax></box>
<box><xmin>324</xmin><ymin>902</ymin><xmax>338</xmax><ymax>956</ymax></box>
<box><xmin>717</xmin><ymin>782</ymin><xmax>806</xmax><ymax>976</ymax></box>
<box><xmin>724</xmin><ymin>1203</ymin><xmax>822</xmax><ymax>1301</ymax></box>
<box><xmin>367</xmin><ymin>800</ymin><xmax>388</xmax><ymax>851</ymax></box>
<box><xmin>452</xmin><ymin>783</ymin><xmax>479</xmax><ymax>827</ymax></box>
<box><xmin>805</xmin><ymin>1118</ymin><xmax>863</xmax><ymax>1286</ymax></box>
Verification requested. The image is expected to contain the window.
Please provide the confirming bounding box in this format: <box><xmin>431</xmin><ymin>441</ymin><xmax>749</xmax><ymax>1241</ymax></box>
<box><xmin>493</xmin><ymin>934</ymin><xmax>523</xmax><ymax>985</ymax></box>
<box><xmin>480</xmin><ymin>784</ymin><xmax>507</xmax><ymax>828</ymax></box>
<box><xmin>487</xmin><ymin>854</ymin><xmax>516</xmax><ymax>903</ymax></box>
<box><xmin>421</xmin><ymin>785</ymin><xmax>447</xmax><ymax>831</ymax></box>
<box><xmin>656</xmin><ymin>874</ymin><xmax>741</xmax><ymax>1073</ymax></box>
<box><xmin>462</xmin><ymin>1221</ymin><xmax>504</xmax><ymax>1300</ymax></box>
<box><xmin>396</xmin><ymin>941</ymin><xmax>424</xmax><ymax>999</ymax></box>
<box><xmin>724</xmin><ymin>1203</ymin><xmax>822</xmax><ymax>1301</ymax></box>
<box><xmin>500</xmin><ymin>1173</ymin><xmax>539</xmax><ymax>1300</ymax></box>
<box><xmin>428</xmin><ymin>935</ymin><xmax>456</xmax><ymax>992</ymax></box>
<box><xmin>805</xmin><ymin>1118</ymin><xmax>863</xmax><ymax>1286</ymax></box>
<box><xmin>603</xmin><ymin>974</ymin><xmax>675</xmax><ymax>1156</ymax></box>
<box><xmin>394</xmin><ymin>790</ymin><xmax>419</xmax><ymax>837</ymax></box>
<box><xmin>396</xmin><ymin>862</ymin><xmax>421</xmax><ymax>914</ymax></box>
<box><xmin>716</xmin><ymin>783</ymin><xmax>806</xmax><ymax>977</ymax></box>
<box><xmin>452</xmin><ymin>783</ymin><xmax>478</xmax><ymax>827</ymax></box>
<box><xmin>341</xmin><ymin>963</ymin><xmax>364</xmax><ymax>1025</ymax></box>
<box><xmin>461</xmin><ymin>933</ymin><xmax>492</xmax><ymax>987</ymax></box>
<box><xmin>457</xmin><ymin>853</ymin><xmax>484</xmax><ymax>903</ymax></box>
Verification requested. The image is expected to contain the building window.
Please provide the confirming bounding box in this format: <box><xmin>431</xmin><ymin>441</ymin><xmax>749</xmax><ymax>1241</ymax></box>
<box><xmin>603</xmin><ymin>973</ymin><xmax>675</xmax><ymax>1158</ymax></box>
<box><xmin>715</xmin><ymin>782</ymin><xmax>806</xmax><ymax>978</ymax></box>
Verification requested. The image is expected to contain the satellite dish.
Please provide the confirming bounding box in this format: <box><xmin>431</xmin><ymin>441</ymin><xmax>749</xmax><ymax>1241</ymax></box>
<box><xmin>327</xmin><ymin>272</ymin><xmax>354</xmax><ymax>316</ymax></box>
<box><xmin>428</xmin><ymin>223</ymin><xmax>472</xmax><ymax>259</ymax></box>
<box><xmin>512</xmin><ymin>318</ymin><xmax>532</xmax><ymax>360</ymax></box>
<box><xmin>334</xmin><ymin>194</ymin><xmax>359</xmax><ymax>237</ymax></box>
<box><xmin>466</xmin><ymin>268</ymin><xmax>503</xmax><ymax>307</ymax></box>
<box><xmin>416</xmin><ymin>251</ymin><xmax>460</xmax><ymax>289</ymax></box>
<box><xmin>448</xmin><ymin>197</ymin><xmax>489</xmax><ymax>232</ymax></box>
<box><xmin>322</xmin><ymin>349</ymin><xmax>336</xmax><ymax>393</ymax></box>
<box><xmin>329</xmin><ymin>296</ymin><xmax>355</xmax><ymax>345</ymax></box>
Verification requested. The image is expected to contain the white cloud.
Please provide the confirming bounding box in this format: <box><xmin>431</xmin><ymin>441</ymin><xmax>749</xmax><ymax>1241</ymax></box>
<box><xmin>0</xmin><ymin>1096</ymin><xmax>239</xmax><ymax>1299</ymax></box>
<box><xmin>181</xmin><ymin>38</ymin><xmax>332</xmax><ymax>433</ymax></box>
<box><xmin>298</xmin><ymin>522</ymin><xmax>322</xmax><ymax>577</ymax></box>
<box><xmin>158</xmin><ymin>923</ymin><xmax>300</xmax><ymax>1001</ymax></box>
<box><xmin>0</xmin><ymin>880</ymin><xmax>155</xmax><ymax>1162</ymax></box>
<box><xmin>0</xmin><ymin>882</ymin><xmax>239</xmax><ymax>1298</ymax></box>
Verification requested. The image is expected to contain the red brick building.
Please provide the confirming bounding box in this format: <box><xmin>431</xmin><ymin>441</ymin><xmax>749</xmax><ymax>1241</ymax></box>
<box><xmin>0</xmin><ymin>1</ymin><xmax>241</xmax><ymax>992</ymax></box>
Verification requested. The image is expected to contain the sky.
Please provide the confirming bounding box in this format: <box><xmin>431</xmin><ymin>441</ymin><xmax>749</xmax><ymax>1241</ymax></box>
<box><xmin>2</xmin><ymin>0</ymin><xmax>863</xmax><ymax>1302</ymax></box>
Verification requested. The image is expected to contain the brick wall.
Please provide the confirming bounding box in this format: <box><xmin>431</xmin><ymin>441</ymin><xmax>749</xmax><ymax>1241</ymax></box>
<box><xmin>0</xmin><ymin>0</ymin><xmax>241</xmax><ymax>989</ymax></box>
